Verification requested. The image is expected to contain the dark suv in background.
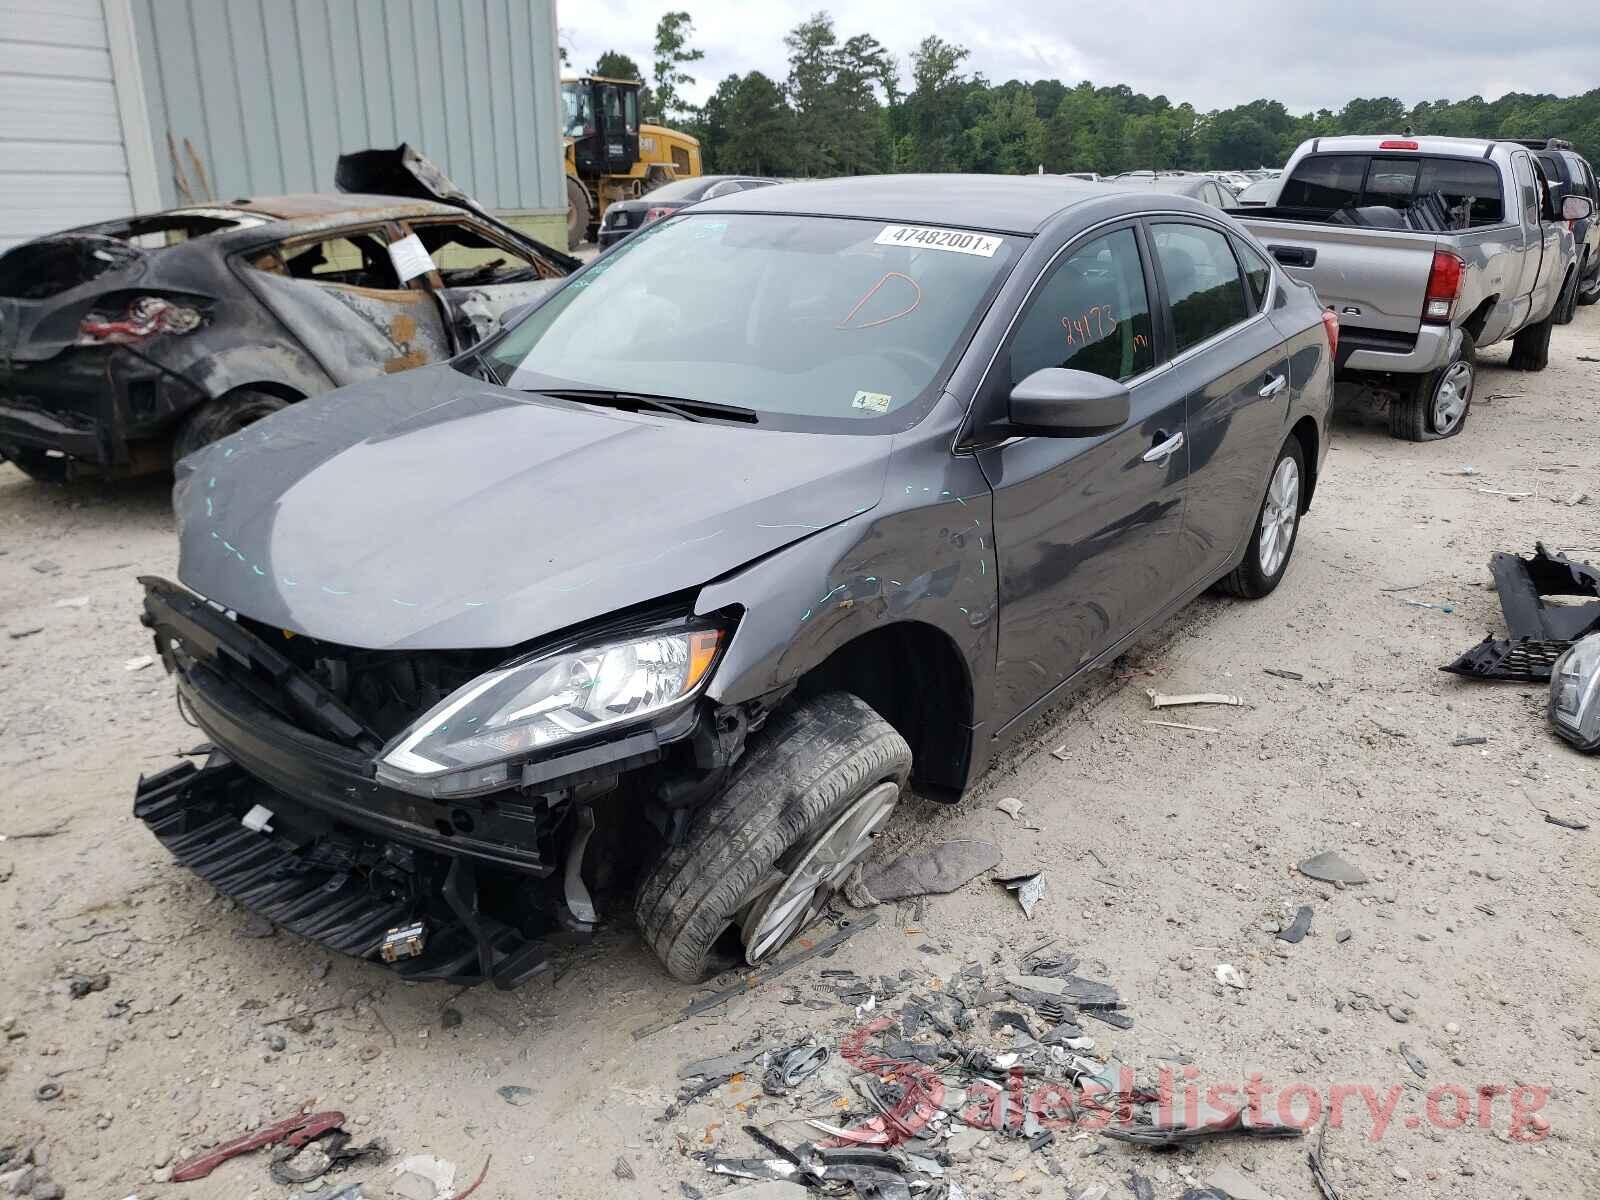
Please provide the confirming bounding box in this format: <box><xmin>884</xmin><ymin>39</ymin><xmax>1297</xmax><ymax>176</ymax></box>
<box><xmin>1521</xmin><ymin>138</ymin><xmax>1600</xmax><ymax>318</ymax></box>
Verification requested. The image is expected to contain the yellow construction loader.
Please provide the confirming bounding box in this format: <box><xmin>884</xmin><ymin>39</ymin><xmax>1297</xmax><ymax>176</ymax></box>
<box><xmin>562</xmin><ymin>76</ymin><xmax>702</xmax><ymax>249</ymax></box>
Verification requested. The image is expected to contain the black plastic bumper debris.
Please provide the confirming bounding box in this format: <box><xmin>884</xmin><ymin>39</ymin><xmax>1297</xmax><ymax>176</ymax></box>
<box><xmin>134</xmin><ymin>758</ymin><xmax>550</xmax><ymax>988</ymax></box>
<box><xmin>1443</xmin><ymin>544</ymin><xmax>1600</xmax><ymax>682</ymax></box>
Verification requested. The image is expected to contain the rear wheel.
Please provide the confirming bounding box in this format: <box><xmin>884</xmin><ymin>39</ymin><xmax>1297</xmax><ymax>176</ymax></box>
<box><xmin>171</xmin><ymin>389</ymin><xmax>290</xmax><ymax>465</ymax></box>
<box><xmin>1508</xmin><ymin>307</ymin><xmax>1554</xmax><ymax>371</ymax></box>
<box><xmin>634</xmin><ymin>691</ymin><xmax>911</xmax><ymax>982</ymax></box>
<box><xmin>565</xmin><ymin>177</ymin><xmax>590</xmax><ymax>251</ymax></box>
<box><xmin>0</xmin><ymin>446</ymin><xmax>69</xmax><ymax>483</ymax></box>
<box><xmin>1390</xmin><ymin>333</ymin><xmax>1474</xmax><ymax>441</ymax></box>
<box><xmin>1216</xmin><ymin>434</ymin><xmax>1305</xmax><ymax>599</ymax></box>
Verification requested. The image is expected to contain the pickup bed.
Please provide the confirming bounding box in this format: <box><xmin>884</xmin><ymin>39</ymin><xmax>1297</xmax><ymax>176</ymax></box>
<box><xmin>1231</xmin><ymin>135</ymin><xmax>1589</xmax><ymax>441</ymax></box>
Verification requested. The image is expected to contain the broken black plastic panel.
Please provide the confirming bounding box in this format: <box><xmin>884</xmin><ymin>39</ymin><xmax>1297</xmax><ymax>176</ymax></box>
<box><xmin>1442</xmin><ymin>544</ymin><xmax>1600</xmax><ymax>682</ymax></box>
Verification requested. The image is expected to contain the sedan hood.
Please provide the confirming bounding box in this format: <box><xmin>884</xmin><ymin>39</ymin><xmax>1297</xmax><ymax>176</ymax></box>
<box><xmin>174</xmin><ymin>365</ymin><xmax>890</xmax><ymax>650</ymax></box>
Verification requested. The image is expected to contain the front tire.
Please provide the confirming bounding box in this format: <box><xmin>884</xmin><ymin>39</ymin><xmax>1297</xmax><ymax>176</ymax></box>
<box><xmin>1508</xmin><ymin>306</ymin><xmax>1554</xmax><ymax>371</ymax></box>
<box><xmin>1216</xmin><ymin>434</ymin><xmax>1305</xmax><ymax>600</ymax></box>
<box><xmin>634</xmin><ymin>692</ymin><xmax>911</xmax><ymax>982</ymax></box>
<box><xmin>565</xmin><ymin>178</ymin><xmax>590</xmax><ymax>252</ymax></box>
<box><xmin>1390</xmin><ymin>333</ymin><xmax>1474</xmax><ymax>441</ymax></box>
<box><xmin>1554</xmin><ymin>269</ymin><xmax>1580</xmax><ymax>326</ymax></box>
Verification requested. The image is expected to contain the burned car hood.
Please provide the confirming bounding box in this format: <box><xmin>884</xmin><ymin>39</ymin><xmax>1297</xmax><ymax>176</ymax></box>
<box><xmin>174</xmin><ymin>365</ymin><xmax>890</xmax><ymax>650</ymax></box>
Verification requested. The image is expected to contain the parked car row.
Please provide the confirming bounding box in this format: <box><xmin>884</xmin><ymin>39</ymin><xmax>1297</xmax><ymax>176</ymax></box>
<box><xmin>123</xmin><ymin>172</ymin><xmax>1336</xmax><ymax>985</ymax></box>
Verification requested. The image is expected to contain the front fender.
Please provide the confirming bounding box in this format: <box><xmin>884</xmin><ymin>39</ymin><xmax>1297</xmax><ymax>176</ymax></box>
<box><xmin>695</xmin><ymin>442</ymin><xmax>999</xmax><ymax>744</ymax></box>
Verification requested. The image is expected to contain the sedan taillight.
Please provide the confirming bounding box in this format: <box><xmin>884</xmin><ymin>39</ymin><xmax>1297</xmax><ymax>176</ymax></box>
<box><xmin>642</xmin><ymin>206</ymin><xmax>674</xmax><ymax>224</ymax></box>
<box><xmin>1321</xmin><ymin>309</ymin><xmax>1340</xmax><ymax>358</ymax></box>
<box><xmin>78</xmin><ymin>296</ymin><xmax>203</xmax><ymax>345</ymax></box>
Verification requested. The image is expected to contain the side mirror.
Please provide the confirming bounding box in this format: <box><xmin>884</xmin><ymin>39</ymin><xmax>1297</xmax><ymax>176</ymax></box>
<box><xmin>498</xmin><ymin>300</ymin><xmax>538</xmax><ymax>329</ymax></box>
<box><xmin>1562</xmin><ymin>194</ymin><xmax>1595</xmax><ymax>222</ymax></box>
<box><xmin>1008</xmin><ymin>368</ymin><xmax>1130</xmax><ymax>436</ymax></box>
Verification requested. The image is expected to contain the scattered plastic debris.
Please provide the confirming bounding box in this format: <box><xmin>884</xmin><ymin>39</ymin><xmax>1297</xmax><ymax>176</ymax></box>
<box><xmin>995</xmin><ymin>797</ymin><xmax>1023</xmax><ymax>821</ymax></box>
<box><xmin>1451</xmin><ymin>735</ymin><xmax>1488</xmax><ymax>747</ymax></box>
<box><xmin>1263</xmin><ymin>668</ymin><xmax>1304</xmax><ymax>680</ymax></box>
<box><xmin>844</xmin><ymin>840</ymin><xmax>1000</xmax><ymax>906</ymax></box>
<box><xmin>390</xmin><ymin>1154</ymin><xmax>456</xmax><ymax>1200</ymax></box>
<box><xmin>1296</xmin><ymin>850</ymin><xmax>1368</xmax><ymax>885</ymax></box>
<box><xmin>496</xmin><ymin>1084</ymin><xmax>533</xmax><ymax>1106</ymax></box>
<box><xmin>1214</xmin><ymin>963</ymin><xmax>1246</xmax><ymax>989</ymax></box>
<box><xmin>124</xmin><ymin>654</ymin><xmax>154</xmax><ymax>671</ymax></box>
<box><xmin>1206</xmin><ymin>1165</ymin><xmax>1274</xmax><ymax>1200</ymax></box>
<box><xmin>173</xmin><ymin>1110</ymin><xmax>346</xmax><ymax>1182</ymax></box>
<box><xmin>1400</xmin><ymin>1042</ymin><xmax>1427</xmax><ymax>1079</ymax></box>
<box><xmin>1144</xmin><ymin>719</ymin><xmax>1221</xmax><ymax>734</ymax></box>
<box><xmin>995</xmin><ymin>871</ymin><xmax>1046</xmax><ymax>918</ymax></box>
<box><xmin>1544</xmin><ymin>813</ymin><xmax>1589</xmax><ymax>830</ymax></box>
<box><xmin>1277</xmin><ymin>905</ymin><xmax>1313</xmax><ymax>944</ymax></box>
<box><xmin>52</xmin><ymin>595</ymin><xmax>89</xmax><ymax>608</ymax></box>
<box><xmin>1146</xmin><ymin>689</ymin><xmax>1243</xmax><ymax>709</ymax></box>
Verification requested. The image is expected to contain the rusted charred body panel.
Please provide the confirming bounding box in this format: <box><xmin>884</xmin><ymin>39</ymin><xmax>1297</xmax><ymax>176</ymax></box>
<box><xmin>0</xmin><ymin>192</ymin><xmax>569</xmax><ymax>473</ymax></box>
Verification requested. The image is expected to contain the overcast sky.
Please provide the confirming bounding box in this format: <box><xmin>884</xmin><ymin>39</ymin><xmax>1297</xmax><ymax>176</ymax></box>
<box><xmin>560</xmin><ymin>0</ymin><xmax>1599</xmax><ymax>113</ymax></box>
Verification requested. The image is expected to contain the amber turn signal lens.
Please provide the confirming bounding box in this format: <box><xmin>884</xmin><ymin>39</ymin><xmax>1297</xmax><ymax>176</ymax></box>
<box><xmin>685</xmin><ymin>629</ymin><xmax>723</xmax><ymax>692</ymax></box>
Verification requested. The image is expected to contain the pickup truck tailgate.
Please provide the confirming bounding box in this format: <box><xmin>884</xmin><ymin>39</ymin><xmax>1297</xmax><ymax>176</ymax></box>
<box><xmin>1236</xmin><ymin>217</ymin><xmax>1439</xmax><ymax>335</ymax></box>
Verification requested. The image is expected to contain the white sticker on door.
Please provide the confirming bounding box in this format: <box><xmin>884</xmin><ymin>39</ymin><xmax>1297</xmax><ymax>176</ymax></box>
<box><xmin>387</xmin><ymin>233</ymin><xmax>436</xmax><ymax>283</ymax></box>
<box><xmin>873</xmin><ymin>224</ymin><xmax>1003</xmax><ymax>257</ymax></box>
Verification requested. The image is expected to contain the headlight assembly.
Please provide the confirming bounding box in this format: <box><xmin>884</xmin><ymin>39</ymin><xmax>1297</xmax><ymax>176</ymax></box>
<box><xmin>376</xmin><ymin>624</ymin><xmax>724</xmax><ymax>796</ymax></box>
<box><xmin>1549</xmin><ymin>633</ymin><xmax>1600</xmax><ymax>753</ymax></box>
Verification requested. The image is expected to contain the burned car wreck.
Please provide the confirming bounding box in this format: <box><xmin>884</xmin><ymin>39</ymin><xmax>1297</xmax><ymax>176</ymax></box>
<box><xmin>0</xmin><ymin>145</ymin><xmax>574</xmax><ymax>480</ymax></box>
<box><xmin>134</xmin><ymin>176</ymin><xmax>1334</xmax><ymax>988</ymax></box>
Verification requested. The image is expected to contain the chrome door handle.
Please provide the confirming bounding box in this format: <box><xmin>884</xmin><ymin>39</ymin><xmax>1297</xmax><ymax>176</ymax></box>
<box><xmin>1259</xmin><ymin>373</ymin><xmax>1287</xmax><ymax>398</ymax></box>
<box><xmin>1143</xmin><ymin>431</ymin><xmax>1184</xmax><ymax>463</ymax></box>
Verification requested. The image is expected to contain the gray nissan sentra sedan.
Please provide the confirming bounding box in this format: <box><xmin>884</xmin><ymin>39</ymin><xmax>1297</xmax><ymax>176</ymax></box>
<box><xmin>135</xmin><ymin>175</ymin><xmax>1335</xmax><ymax>986</ymax></box>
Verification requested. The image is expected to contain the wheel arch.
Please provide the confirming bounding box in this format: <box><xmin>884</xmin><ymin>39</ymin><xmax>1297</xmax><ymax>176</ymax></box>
<box><xmin>1289</xmin><ymin>415</ymin><xmax>1319</xmax><ymax>512</ymax></box>
<box><xmin>1460</xmin><ymin>295</ymin><xmax>1497</xmax><ymax>343</ymax></box>
<box><xmin>789</xmin><ymin>619</ymin><xmax>976</xmax><ymax>800</ymax></box>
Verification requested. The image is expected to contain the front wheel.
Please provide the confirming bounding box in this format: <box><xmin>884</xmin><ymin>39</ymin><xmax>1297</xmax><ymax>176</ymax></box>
<box><xmin>565</xmin><ymin>177</ymin><xmax>590</xmax><ymax>251</ymax></box>
<box><xmin>1508</xmin><ymin>307</ymin><xmax>1554</xmax><ymax>371</ymax></box>
<box><xmin>1216</xmin><ymin>434</ymin><xmax>1305</xmax><ymax>600</ymax></box>
<box><xmin>634</xmin><ymin>692</ymin><xmax>911</xmax><ymax>982</ymax></box>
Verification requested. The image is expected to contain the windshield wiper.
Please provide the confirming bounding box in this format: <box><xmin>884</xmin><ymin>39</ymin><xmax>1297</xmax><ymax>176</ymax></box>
<box><xmin>536</xmin><ymin>387</ymin><xmax>758</xmax><ymax>424</ymax></box>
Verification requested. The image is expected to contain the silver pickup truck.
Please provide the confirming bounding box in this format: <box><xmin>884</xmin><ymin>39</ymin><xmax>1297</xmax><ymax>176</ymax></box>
<box><xmin>1232</xmin><ymin>135</ymin><xmax>1594</xmax><ymax>440</ymax></box>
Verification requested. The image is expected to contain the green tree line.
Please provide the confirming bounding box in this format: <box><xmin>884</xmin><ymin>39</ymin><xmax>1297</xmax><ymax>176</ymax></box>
<box><xmin>594</xmin><ymin>11</ymin><xmax>1600</xmax><ymax>178</ymax></box>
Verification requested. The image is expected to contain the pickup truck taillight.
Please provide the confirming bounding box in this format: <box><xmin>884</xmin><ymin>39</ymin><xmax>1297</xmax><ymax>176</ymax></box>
<box><xmin>1321</xmin><ymin>309</ymin><xmax>1340</xmax><ymax>358</ymax></box>
<box><xmin>1423</xmin><ymin>251</ymin><xmax>1464</xmax><ymax>323</ymax></box>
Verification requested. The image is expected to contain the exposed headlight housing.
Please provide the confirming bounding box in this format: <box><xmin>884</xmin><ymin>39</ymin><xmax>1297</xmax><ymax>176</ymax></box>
<box><xmin>376</xmin><ymin>624</ymin><xmax>725</xmax><ymax>797</ymax></box>
<box><xmin>1549</xmin><ymin>633</ymin><xmax>1600</xmax><ymax>752</ymax></box>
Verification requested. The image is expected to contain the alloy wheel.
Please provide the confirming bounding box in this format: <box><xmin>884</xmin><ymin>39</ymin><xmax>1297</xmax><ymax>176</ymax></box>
<box><xmin>738</xmin><ymin>780</ymin><xmax>899</xmax><ymax>964</ymax></box>
<box><xmin>1257</xmin><ymin>456</ymin><xmax>1300</xmax><ymax>577</ymax></box>
<box><xmin>1431</xmin><ymin>360</ymin><xmax>1472</xmax><ymax>434</ymax></box>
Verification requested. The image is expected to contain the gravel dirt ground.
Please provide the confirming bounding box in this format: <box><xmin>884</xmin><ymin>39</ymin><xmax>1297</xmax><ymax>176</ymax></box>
<box><xmin>2</xmin><ymin>306</ymin><xmax>1597</xmax><ymax>1200</ymax></box>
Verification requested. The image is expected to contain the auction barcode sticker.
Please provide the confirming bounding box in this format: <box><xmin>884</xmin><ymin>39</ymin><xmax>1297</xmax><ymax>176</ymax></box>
<box><xmin>874</xmin><ymin>224</ymin><xmax>1003</xmax><ymax>257</ymax></box>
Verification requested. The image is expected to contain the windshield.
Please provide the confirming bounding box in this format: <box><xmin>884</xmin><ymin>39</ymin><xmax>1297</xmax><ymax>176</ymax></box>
<box><xmin>561</xmin><ymin>82</ymin><xmax>593</xmax><ymax>139</ymax></box>
<box><xmin>486</xmin><ymin>213</ymin><xmax>1022</xmax><ymax>431</ymax></box>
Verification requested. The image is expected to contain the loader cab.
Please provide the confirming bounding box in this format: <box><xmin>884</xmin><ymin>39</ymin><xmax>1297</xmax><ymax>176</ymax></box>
<box><xmin>562</xmin><ymin>76</ymin><xmax>640</xmax><ymax>176</ymax></box>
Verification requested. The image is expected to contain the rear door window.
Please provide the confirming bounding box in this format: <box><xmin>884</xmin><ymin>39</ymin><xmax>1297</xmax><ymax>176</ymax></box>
<box><xmin>1007</xmin><ymin>227</ymin><xmax>1155</xmax><ymax>385</ymax></box>
<box><xmin>277</xmin><ymin>231</ymin><xmax>398</xmax><ymax>288</ymax></box>
<box><xmin>1151</xmin><ymin>222</ymin><xmax>1252</xmax><ymax>353</ymax></box>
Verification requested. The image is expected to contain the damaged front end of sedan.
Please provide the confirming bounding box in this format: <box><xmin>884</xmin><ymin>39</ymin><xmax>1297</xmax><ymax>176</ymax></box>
<box><xmin>134</xmin><ymin>577</ymin><xmax>764</xmax><ymax>988</ymax></box>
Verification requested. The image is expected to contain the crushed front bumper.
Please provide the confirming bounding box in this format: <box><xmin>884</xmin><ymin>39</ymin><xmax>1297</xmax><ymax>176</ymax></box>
<box><xmin>135</xmin><ymin>756</ymin><xmax>553</xmax><ymax>987</ymax></box>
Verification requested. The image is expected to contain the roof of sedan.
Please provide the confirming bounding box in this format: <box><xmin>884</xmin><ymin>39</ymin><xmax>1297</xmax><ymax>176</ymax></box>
<box><xmin>694</xmin><ymin>173</ymin><xmax>1124</xmax><ymax>234</ymax></box>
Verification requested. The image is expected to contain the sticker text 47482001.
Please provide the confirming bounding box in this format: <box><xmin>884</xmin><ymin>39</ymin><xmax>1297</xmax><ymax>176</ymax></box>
<box><xmin>873</xmin><ymin>225</ymin><xmax>1003</xmax><ymax>258</ymax></box>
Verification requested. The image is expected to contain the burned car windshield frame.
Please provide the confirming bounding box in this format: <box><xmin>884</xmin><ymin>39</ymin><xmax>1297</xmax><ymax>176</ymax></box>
<box><xmin>479</xmin><ymin>212</ymin><xmax>1026</xmax><ymax>434</ymax></box>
